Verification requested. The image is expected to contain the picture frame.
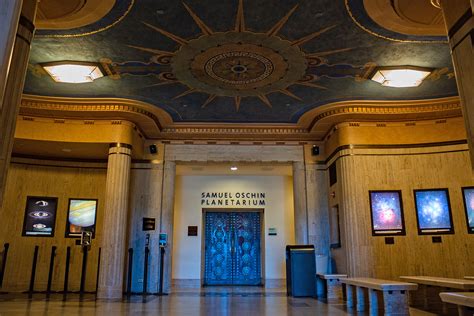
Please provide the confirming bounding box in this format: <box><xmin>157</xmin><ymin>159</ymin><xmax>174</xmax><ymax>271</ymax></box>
<box><xmin>461</xmin><ymin>187</ymin><xmax>474</xmax><ymax>234</ymax></box>
<box><xmin>22</xmin><ymin>196</ymin><xmax>58</xmax><ymax>237</ymax></box>
<box><xmin>369</xmin><ymin>190</ymin><xmax>406</xmax><ymax>236</ymax></box>
<box><xmin>65</xmin><ymin>198</ymin><xmax>98</xmax><ymax>238</ymax></box>
<box><xmin>414</xmin><ymin>189</ymin><xmax>454</xmax><ymax>235</ymax></box>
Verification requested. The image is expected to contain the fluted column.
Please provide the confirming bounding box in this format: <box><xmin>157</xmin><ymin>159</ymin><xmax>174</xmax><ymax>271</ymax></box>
<box><xmin>292</xmin><ymin>161</ymin><xmax>309</xmax><ymax>244</ymax></box>
<box><xmin>160</xmin><ymin>160</ymin><xmax>176</xmax><ymax>293</ymax></box>
<box><xmin>439</xmin><ymin>0</ymin><xmax>474</xmax><ymax>167</ymax></box>
<box><xmin>97</xmin><ymin>143</ymin><xmax>132</xmax><ymax>299</ymax></box>
<box><xmin>0</xmin><ymin>0</ymin><xmax>37</xmax><ymax>208</ymax></box>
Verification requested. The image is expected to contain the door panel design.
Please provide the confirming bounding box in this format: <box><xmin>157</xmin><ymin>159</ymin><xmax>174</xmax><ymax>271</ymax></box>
<box><xmin>232</xmin><ymin>212</ymin><xmax>261</xmax><ymax>285</ymax></box>
<box><xmin>204</xmin><ymin>211</ymin><xmax>261</xmax><ymax>286</ymax></box>
<box><xmin>204</xmin><ymin>212</ymin><xmax>232</xmax><ymax>285</ymax></box>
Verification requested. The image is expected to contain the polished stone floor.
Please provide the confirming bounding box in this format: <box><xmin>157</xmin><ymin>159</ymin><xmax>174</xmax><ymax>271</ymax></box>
<box><xmin>0</xmin><ymin>287</ymin><xmax>437</xmax><ymax>316</ymax></box>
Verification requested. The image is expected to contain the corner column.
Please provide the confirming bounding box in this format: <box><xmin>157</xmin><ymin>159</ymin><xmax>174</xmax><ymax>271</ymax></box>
<box><xmin>439</xmin><ymin>0</ymin><xmax>474</xmax><ymax>167</ymax></box>
<box><xmin>97</xmin><ymin>143</ymin><xmax>132</xmax><ymax>299</ymax></box>
<box><xmin>292</xmin><ymin>161</ymin><xmax>309</xmax><ymax>244</ymax></box>
<box><xmin>0</xmin><ymin>0</ymin><xmax>37</xmax><ymax>207</ymax></box>
<box><xmin>160</xmin><ymin>160</ymin><xmax>176</xmax><ymax>293</ymax></box>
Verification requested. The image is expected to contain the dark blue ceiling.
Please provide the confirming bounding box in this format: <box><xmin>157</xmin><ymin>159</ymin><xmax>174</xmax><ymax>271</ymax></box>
<box><xmin>24</xmin><ymin>0</ymin><xmax>458</xmax><ymax>123</ymax></box>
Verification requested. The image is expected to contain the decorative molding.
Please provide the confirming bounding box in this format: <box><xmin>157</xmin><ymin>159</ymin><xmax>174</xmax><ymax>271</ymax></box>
<box><xmin>20</xmin><ymin>94</ymin><xmax>462</xmax><ymax>141</ymax></box>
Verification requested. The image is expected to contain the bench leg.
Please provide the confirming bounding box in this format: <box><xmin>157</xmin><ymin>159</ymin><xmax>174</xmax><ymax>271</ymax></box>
<box><xmin>356</xmin><ymin>286</ymin><xmax>366</xmax><ymax>312</ymax></box>
<box><xmin>457</xmin><ymin>305</ymin><xmax>472</xmax><ymax>316</ymax></box>
<box><xmin>369</xmin><ymin>289</ymin><xmax>380</xmax><ymax>316</ymax></box>
<box><xmin>327</xmin><ymin>279</ymin><xmax>344</xmax><ymax>300</ymax></box>
<box><xmin>346</xmin><ymin>284</ymin><xmax>354</xmax><ymax>308</ymax></box>
<box><xmin>382</xmin><ymin>290</ymin><xmax>409</xmax><ymax>316</ymax></box>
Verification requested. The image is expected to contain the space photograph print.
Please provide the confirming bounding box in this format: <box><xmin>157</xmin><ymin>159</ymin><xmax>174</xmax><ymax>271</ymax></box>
<box><xmin>369</xmin><ymin>191</ymin><xmax>405</xmax><ymax>236</ymax></box>
<box><xmin>22</xmin><ymin>196</ymin><xmax>58</xmax><ymax>237</ymax></box>
<box><xmin>414</xmin><ymin>189</ymin><xmax>454</xmax><ymax>234</ymax></box>
<box><xmin>65</xmin><ymin>199</ymin><xmax>98</xmax><ymax>237</ymax></box>
<box><xmin>461</xmin><ymin>187</ymin><xmax>474</xmax><ymax>234</ymax></box>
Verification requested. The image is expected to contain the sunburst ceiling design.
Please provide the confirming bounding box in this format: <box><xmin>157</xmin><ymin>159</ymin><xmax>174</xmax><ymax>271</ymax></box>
<box><xmin>24</xmin><ymin>0</ymin><xmax>458</xmax><ymax>124</ymax></box>
<box><xmin>130</xmin><ymin>0</ymin><xmax>348</xmax><ymax>110</ymax></box>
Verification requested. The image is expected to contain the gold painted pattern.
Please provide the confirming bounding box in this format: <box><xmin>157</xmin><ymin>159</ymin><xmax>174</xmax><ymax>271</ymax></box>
<box><xmin>344</xmin><ymin>0</ymin><xmax>447</xmax><ymax>43</ymax></box>
<box><xmin>35</xmin><ymin>0</ymin><xmax>134</xmax><ymax>38</ymax></box>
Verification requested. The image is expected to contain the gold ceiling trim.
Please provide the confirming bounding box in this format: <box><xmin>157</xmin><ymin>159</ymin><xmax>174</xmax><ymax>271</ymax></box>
<box><xmin>35</xmin><ymin>0</ymin><xmax>134</xmax><ymax>38</ymax></box>
<box><xmin>344</xmin><ymin>0</ymin><xmax>447</xmax><ymax>43</ymax></box>
<box><xmin>20</xmin><ymin>94</ymin><xmax>462</xmax><ymax>141</ymax></box>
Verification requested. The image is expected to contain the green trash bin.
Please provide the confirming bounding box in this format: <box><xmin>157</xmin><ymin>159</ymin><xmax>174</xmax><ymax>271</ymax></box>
<box><xmin>285</xmin><ymin>245</ymin><xmax>316</xmax><ymax>297</ymax></box>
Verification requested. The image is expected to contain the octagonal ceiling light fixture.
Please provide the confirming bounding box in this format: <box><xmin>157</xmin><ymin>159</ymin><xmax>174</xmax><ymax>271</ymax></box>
<box><xmin>370</xmin><ymin>66</ymin><xmax>432</xmax><ymax>88</ymax></box>
<box><xmin>41</xmin><ymin>61</ymin><xmax>104</xmax><ymax>83</ymax></box>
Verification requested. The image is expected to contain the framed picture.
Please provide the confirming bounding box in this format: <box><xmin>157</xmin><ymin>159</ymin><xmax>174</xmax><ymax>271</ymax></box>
<box><xmin>65</xmin><ymin>199</ymin><xmax>98</xmax><ymax>238</ymax></box>
<box><xmin>329</xmin><ymin>205</ymin><xmax>341</xmax><ymax>248</ymax></box>
<box><xmin>414</xmin><ymin>189</ymin><xmax>454</xmax><ymax>235</ymax></box>
<box><xmin>461</xmin><ymin>187</ymin><xmax>474</xmax><ymax>234</ymax></box>
<box><xmin>22</xmin><ymin>196</ymin><xmax>58</xmax><ymax>237</ymax></box>
<box><xmin>369</xmin><ymin>191</ymin><xmax>406</xmax><ymax>236</ymax></box>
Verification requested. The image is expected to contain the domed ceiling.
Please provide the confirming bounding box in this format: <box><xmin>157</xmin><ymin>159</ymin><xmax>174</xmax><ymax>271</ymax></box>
<box><xmin>24</xmin><ymin>0</ymin><xmax>458</xmax><ymax>123</ymax></box>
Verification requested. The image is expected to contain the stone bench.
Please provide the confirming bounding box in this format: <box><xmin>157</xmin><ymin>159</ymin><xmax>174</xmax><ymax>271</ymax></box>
<box><xmin>340</xmin><ymin>277</ymin><xmax>418</xmax><ymax>316</ymax></box>
<box><xmin>465</xmin><ymin>276</ymin><xmax>474</xmax><ymax>281</ymax></box>
<box><xmin>316</xmin><ymin>274</ymin><xmax>347</xmax><ymax>300</ymax></box>
<box><xmin>400</xmin><ymin>276</ymin><xmax>474</xmax><ymax>314</ymax></box>
<box><xmin>439</xmin><ymin>292</ymin><xmax>474</xmax><ymax>316</ymax></box>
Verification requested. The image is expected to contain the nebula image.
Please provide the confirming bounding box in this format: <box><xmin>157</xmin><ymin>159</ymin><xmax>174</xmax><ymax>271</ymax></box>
<box><xmin>415</xmin><ymin>190</ymin><xmax>452</xmax><ymax>231</ymax></box>
<box><xmin>462</xmin><ymin>188</ymin><xmax>474</xmax><ymax>231</ymax></box>
<box><xmin>370</xmin><ymin>191</ymin><xmax>403</xmax><ymax>232</ymax></box>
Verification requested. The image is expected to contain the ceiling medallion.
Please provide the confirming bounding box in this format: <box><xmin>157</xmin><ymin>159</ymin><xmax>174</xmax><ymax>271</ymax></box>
<box><xmin>132</xmin><ymin>0</ymin><xmax>346</xmax><ymax>110</ymax></box>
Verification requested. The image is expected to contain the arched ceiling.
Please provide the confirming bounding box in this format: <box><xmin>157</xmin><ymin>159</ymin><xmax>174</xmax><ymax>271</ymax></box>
<box><xmin>24</xmin><ymin>0</ymin><xmax>458</xmax><ymax>124</ymax></box>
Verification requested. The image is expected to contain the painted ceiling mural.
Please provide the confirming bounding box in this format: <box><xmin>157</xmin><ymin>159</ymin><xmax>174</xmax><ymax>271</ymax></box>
<box><xmin>25</xmin><ymin>0</ymin><xmax>458</xmax><ymax>123</ymax></box>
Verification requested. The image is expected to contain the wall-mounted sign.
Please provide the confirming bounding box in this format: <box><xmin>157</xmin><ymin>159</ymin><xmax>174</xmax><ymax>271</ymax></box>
<box><xmin>142</xmin><ymin>217</ymin><xmax>156</xmax><ymax>231</ymax></box>
<box><xmin>201</xmin><ymin>192</ymin><xmax>266</xmax><ymax>207</ymax></box>
<box><xmin>268</xmin><ymin>227</ymin><xmax>277</xmax><ymax>236</ymax></box>
<box><xmin>188</xmin><ymin>226</ymin><xmax>198</xmax><ymax>236</ymax></box>
<box><xmin>22</xmin><ymin>196</ymin><xmax>58</xmax><ymax>237</ymax></box>
<box><xmin>66</xmin><ymin>199</ymin><xmax>98</xmax><ymax>238</ymax></box>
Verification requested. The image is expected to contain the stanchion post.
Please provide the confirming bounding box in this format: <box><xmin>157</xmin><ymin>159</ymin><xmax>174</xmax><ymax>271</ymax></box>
<box><xmin>28</xmin><ymin>246</ymin><xmax>39</xmax><ymax>298</ymax></box>
<box><xmin>126</xmin><ymin>248</ymin><xmax>133</xmax><ymax>296</ymax></box>
<box><xmin>95</xmin><ymin>247</ymin><xmax>101</xmax><ymax>295</ymax></box>
<box><xmin>143</xmin><ymin>246</ymin><xmax>149</xmax><ymax>295</ymax></box>
<box><xmin>63</xmin><ymin>247</ymin><xmax>71</xmax><ymax>300</ymax></box>
<box><xmin>80</xmin><ymin>246</ymin><xmax>88</xmax><ymax>295</ymax></box>
<box><xmin>0</xmin><ymin>243</ymin><xmax>9</xmax><ymax>288</ymax></box>
<box><xmin>46</xmin><ymin>246</ymin><xmax>57</xmax><ymax>296</ymax></box>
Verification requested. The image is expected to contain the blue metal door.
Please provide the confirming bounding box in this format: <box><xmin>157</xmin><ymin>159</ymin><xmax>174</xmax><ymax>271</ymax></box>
<box><xmin>204</xmin><ymin>211</ymin><xmax>261</xmax><ymax>285</ymax></box>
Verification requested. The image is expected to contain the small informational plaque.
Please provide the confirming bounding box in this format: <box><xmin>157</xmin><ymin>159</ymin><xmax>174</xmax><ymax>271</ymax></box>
<box><xmin>142</xmin><ymin>217</ymin><xmax>156</xmax><ymax>231</ymax></box>
<box><xmin>188</xmin><ymin>226</ymin><xmax>198</xmax><ymax>236</ymax></box>
<box><xmin>268</xmin><ymin>227</ymin><xmax>277</xmax><ymax>236</ymax></box>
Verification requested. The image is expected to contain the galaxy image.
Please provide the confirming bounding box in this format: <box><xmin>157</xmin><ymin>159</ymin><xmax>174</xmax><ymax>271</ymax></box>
<box><xmin>415</xmin><ymin>190</ymin><xmax>452</xmax><ymax>231</ymax></box>
<box><xmin>462</xmin><ymin>188</ymin><xmax>474</xmax><ymax>231</ymax></box>
<box><xmin>370</xmin><ymin>191</ymin><xmax>403</xmax><ymax>232</ymax></box>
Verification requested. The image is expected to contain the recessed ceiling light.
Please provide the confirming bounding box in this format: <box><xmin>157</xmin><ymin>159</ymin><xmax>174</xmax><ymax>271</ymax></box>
<box><xmin>371</xmin><ymin>66</ymin><xmax>431</xmax><ymax>88</ymax></box>
<box><xmin>61</xmin><ymin>148</ymin><xmax>72</xmax><ymax>152</ymax></box>
<box><xmin>42</xmin><ymin>61</ymin><xmax>104</xmax><ymax>83</ymax></box>
<box><xmin>230</xmin><ymin>166</ymin><xmax>238</xmax><ymax>171</ymax></box>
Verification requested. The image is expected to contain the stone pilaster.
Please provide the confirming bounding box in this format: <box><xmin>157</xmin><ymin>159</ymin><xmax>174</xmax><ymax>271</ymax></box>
<box><xmin>440</xmin><ymin>0</ymin><xmax>474</xmax><ymax>168</ymax></box>
<box><xmin>97</xmin><ymin>143</ymin><xmax>132</xmax><ymax>299</ymax></box>
<box><xmin>292</xmin><ymin>161</ymin><xmax>308</xmax><ymax>244</ymax></box>
<box><xmin>0</xmin><ymin>0</ymin><xmax>37</xmax><ymax>208</ymax></box>
<box><xmin>160</xmin><ymin>160</ymin><xmax>176</xmax><ymax>293</ymax></box>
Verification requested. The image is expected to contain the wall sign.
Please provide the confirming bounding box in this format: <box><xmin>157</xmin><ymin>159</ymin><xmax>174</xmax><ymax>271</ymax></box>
<box><xmin>201</xmin><ymin>192</ymin><xmax>266</xmax><ymax>207</ymax></box>
<box><xmin>268</xmin><ymin>227</ymin><xmax>277</xmax><ymax>236</ymax></box>
<box><xmin>22</xmin><ymin>196</ymin><xmax>58</xmax><ymax>237</ymax></box>
<box><xmin>142</xmin><ymin>217</ymin><xmax>156</xmax><ymax>231</ymax></box>
<box><xmin>188</xmin><ymin>226</ymin><xmax>198</xmax><ymax>236</ymax></box>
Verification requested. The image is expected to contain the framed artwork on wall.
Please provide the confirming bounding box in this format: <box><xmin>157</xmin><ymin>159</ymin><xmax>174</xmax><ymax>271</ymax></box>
<box><xmin>65</xmin><ymin>198</ymin><xmax>98</xmax><ymax>238</ymax></box>
<box><xmin>369</xmin><ymin>190</ymin><xmax>406</xmax><ymax>236</ymax></box>
<box><xmin>22</xmin><ymin>196</ymin><xmax>58</xmax><ymax>237</ymax></box>
<box><xmin>414</xmin><ymin>189</ymin><xmax>454</xmax><ymax>235</ymax></box>
<box><xmin>461</xmin><ymin>187</ymin><xmax>474</xmax><ymax>234</ymax></box>
<box><xmin>329</xmin><ymin>205</ymin><xmax>341</xmax><ymax>248</ymax></box>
